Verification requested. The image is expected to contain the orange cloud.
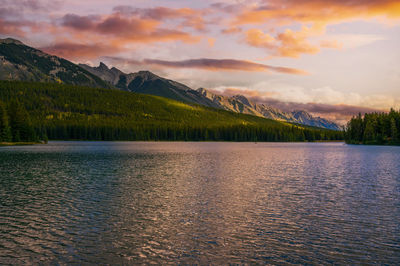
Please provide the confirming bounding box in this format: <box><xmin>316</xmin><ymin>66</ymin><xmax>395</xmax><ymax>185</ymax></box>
<box><xmin>60</xmin><ymin>13</ymin><xmax>199</xmax><ymax>44</ymax></box>
<box><xmin>104</xmin><ymin>56</ymin><xmax>307</xmax><ymax>75</ymax></box>
<box><xmin>1</xmin><ymin>7</ymin><xmax>203</xmax><ymax>61</ymax></box>
<box><xmin>207</xmin><ymin>38</ymin><xmax>215</xmax><ymax>47</ymax></box>
<box><xmin>141</xmin><ymin>58</ymin><xmax>308</xmax><ymax>74</ymax></box>
<box><xmin>214</xmin><ymin>87</ymin><xmax>278</xmax><ymax>98</ymax></box>
<box><xmin>221</xmin><ymin>27</ymin><xmax>242</xmax><ymax>34</ymax></box>
<box><xmin>234</xmin><ymin>0</ymin><xmax>400</xmax><ymax>26</ymax></box>
<box><xmin>0</xmin><ymin>19</ymin><xmax>26</xmax><ymax>36</ymax></box>
<box><xmin>246</xmin><ymin>27</ymin><xmax>321</xmax><ymax>58</ymax></box>
<box><xmin>277</xmin><ymin>28</ymin><xmax>320</xmax><ymax>57</ymax></box>
<box><xmin>246</xmin><ymin>29</ymin><xmax>275</xmax><ymax>49</ymax></box>
<box><xmin>41</xmin><ymin>42</ymin><xmax>122</xmax><ymax>60</ymax></box>
<box><xmin>320</xmin><ymin>40</ymin><xmax>343</xmax><ymax>49</ymax></box>
<box><xmin>236</xmin><ymin>0</ymin><xmax>400</xmax><ymax>57</ymax></box>
<box><xmin>113</xmin><ymin>6</ymin><xmax>206</xmax><ymax>30</ymax></box>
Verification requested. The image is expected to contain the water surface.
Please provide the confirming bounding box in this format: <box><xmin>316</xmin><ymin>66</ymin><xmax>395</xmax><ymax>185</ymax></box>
<box><xmin>0</xmin><ymin>142</ymin><xmax>399</xmax><ymax>264</ymax></box>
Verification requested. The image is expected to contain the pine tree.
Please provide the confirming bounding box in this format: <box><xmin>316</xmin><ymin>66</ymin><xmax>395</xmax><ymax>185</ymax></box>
<box><xmin>391</xmin><ymin>118</ymin><xmax>398</xmax><ymax>144</ymax></box>
<box><xmin>363</xmin><ymin>119</ymin><xmax>376</xmax><ymax>143</ymax></box>
<box><xmin>9</xmin><ymin>101</ymin><xmax>36</xmax><ymax>142</ymax></box>
<box><xmin>0</xmin><ymin>100</ymin><xmax>12</xmax><ymax>142</ymax></box>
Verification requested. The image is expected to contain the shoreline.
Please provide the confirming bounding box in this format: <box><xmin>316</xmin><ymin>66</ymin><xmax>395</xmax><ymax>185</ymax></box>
<box><xmin>45</xmin><ymin>140</ymin><xmax>345</xmax><ymax>143</ymax></box>
<box><xmin>0</xmin><ymin>140</ymin><xmax>345</xmax><ymax>146</ymax></box>
<box><xmin>0</xmin><ymin>141</ymin><xmax>46</xmax><ymax>146</ymax></box>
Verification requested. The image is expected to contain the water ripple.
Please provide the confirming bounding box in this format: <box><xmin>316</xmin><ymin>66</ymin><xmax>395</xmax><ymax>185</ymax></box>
<box><xmin>0</xmin><ymin>142</ymin><xmax>400</xmax><ymax>264</ymax></box>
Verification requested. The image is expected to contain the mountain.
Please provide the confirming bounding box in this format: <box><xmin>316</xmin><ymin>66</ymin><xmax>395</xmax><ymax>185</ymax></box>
<box><xmin>79</xmin><ymin>62</ymin><xmax>217</xmax><ymax>106</ymax></box>
<box><xmin>199</xmin><ymin>89</ymin><xmax>341</xmax><ymax>130</ymax></box>
<box><xmin>82</xmin><ymin>63</ymin><xmax>341</xmax><ymax>130</ymax></box>
<box><xmin>291</xmin><ymin>110</ymin><xmax>340</xmax><ymax>130</ymax></box>
<box><xmin>0</xmin><ymin>38</ymin><xmax>112</xmax><ymax>88</ymax></box>
<box><xmin>0</xmin><ymin>38</ymin><xmax>340</xmax><ymax>130</ymax></box>
<box><xmin>0</xmin><ymin>80</ymin><xmax>343</xmax><ymax>142</ymax></box>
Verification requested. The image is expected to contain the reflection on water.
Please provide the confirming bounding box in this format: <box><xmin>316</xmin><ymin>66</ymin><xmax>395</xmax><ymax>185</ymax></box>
<box><xmin>0</xmin><ymin>142</ymin><xmax>400</xmax><ymax>264</ymax></box>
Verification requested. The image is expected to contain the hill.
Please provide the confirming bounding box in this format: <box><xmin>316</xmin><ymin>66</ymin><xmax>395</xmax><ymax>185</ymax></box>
<box><xmin>79</xmin><ymin>62</ymin><xmax>217</xmax><ymax>106</ymax></box>
<box><xmin>0</xmin><ymin>80</ymin><xmax>343</xmax><ymax>142</ymax></box>
<box><xmin>0</xmin><ymin>38</ymin><xmax>340</xmax><ymax>131</ymax></box>
<box><xmin>0</xmin><ymin>38</ymin><xmax>112</xmax><ymax>88</ymax></box>
<box><xmin>81</xmin><ymin>62</ymin><xmax>340</xmax><ymax>130</ymax></box>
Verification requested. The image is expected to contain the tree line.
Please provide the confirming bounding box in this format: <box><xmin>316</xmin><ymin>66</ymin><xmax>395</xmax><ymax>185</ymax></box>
<box><xmin>0</xmin><ymin>100</ymin><xmax>40</xmax><ymax>142</ymax></box>
<box><xmin>0</xmin><ymin>80</ymin><xmax>343</xmax><ymax>142</ymax></box>
<box><xmin>345</xmin><ymin>109</ymin><xmax>400</xmax><ymax>145</ymax></box>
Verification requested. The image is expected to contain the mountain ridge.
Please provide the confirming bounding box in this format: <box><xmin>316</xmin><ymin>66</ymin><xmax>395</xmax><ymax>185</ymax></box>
<box><xmin>0</xmin><ymin>38</ymin><xmax>340</xmax><ymax>130</ymax></box>
<box><xmin>81</xmin><ymin>62</ymin><xmax>340</xmax><ymax>130</ymax></box>
<box><xmin>0</xmin><ymin>38</ymin><xmax>112</xmax><ymax>88</ymax></box>
<box><xmin>198</xmin><ymin>88</ymin><xmax>340</xmax><ymax>130</ymax></box>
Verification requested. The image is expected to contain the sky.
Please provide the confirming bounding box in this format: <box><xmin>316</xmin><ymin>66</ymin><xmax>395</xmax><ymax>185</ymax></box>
<box><xmin>1</xmin><ymin>0</ymin><xmax>400</xmax><ymax>124</ymax></box>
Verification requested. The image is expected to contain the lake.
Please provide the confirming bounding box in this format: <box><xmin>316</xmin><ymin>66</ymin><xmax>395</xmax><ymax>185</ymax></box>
<box><xmin>0</xmin><ymin>141</ymin><xmax>399</xmax><ymax>264</ymax></box>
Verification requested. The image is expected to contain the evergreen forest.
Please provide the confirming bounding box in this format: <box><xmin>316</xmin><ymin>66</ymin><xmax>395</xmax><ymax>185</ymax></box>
<box><xmin>0</xmin><ymin>80</ymin><xmax>343</xmax><ymax>142</ymax></box>
<box><xmin>345</xmin><ymin>110</ymin><xmax>400</xmax><ymax>145</ymax></box>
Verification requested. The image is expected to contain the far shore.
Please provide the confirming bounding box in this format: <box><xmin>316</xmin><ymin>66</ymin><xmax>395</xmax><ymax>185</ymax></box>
<box><xmin>0</xmin><ymin>141</ymin><xmax>46</xmax><ymax>146</ymax></box>
<box><xmin>0</xmin><ymin>140</ymin><xmax>346</xmax><ymax>146</ymax></box>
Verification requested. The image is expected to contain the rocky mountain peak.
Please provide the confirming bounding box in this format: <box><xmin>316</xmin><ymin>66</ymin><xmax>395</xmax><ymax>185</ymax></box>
<box><xmin>197</xmin><ymin>87</ymin><xmax>207</xmax><ymax>94</ymax></box>
<box><xmin>197</xmin><ymin>88</ymin><xmax>216</xmax><ymax>98</ymax></box>
<box><xmin>232</xmin><ymin>95</ymin><xmax>253</xmax><ymax>107</ymax></box>
<box><xmin>292</xmin><ymin>110</ymin><xmax>312</xmax><ymax>119</ymax></box>
<box><xmin>136</xmin><ymin>70</ymin><xmax>159</xmax><ymax>80</ymax></box>
<box><xmin>98</xmin><ymin>62</ymin><xmax>109</xmax><ymax>70</ymax></box>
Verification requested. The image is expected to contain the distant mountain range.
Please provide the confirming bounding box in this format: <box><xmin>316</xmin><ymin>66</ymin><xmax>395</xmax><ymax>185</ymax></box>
<box><xmin>81</xmin><ymin>62</ymin><xmax>341</xmax><ymax>130</ymax></box>
<box><xmin>0</xmin><ymin>38</ymin><xmax>340</xmax><ymax>130</ymax></box>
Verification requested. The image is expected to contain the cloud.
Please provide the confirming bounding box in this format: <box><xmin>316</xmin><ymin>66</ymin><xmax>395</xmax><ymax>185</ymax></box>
<box><xmin>246</xmin><ymin>29</ymin><xmax>275</xmax><ymax>49</ymax></box>
<box><xmin>207</xmin><ymin>38</ymin><xmax>216</xmax><ymax>47</ymax></box>
<box><xmin>211</xmin><ymin>2</ymin><xmax>248</xmax><ymax>14</ymax></box>
<box><xmin>320</xmin><ymin>40</ymin><xmax>343</xmax><ymax>49</ymax></box>
<box><xmin>0</xmin><ymin>7</ymin><xmax>22</xmax><ymax>18</ymax></box>
<box><xmin>324</xmin><ymin>34</ymin><xmax>385</xmax><ymax>49</ymax></box>
<box><xmin>245</xmin><ymin>26</ymin><xmax>333</xmax><ymax>58</ymax></box>
<box><xmin>0</xmin><ymin>1</ymin><xmax>62</xmax><ymax>38</ymax></box>
<box><xmin>209</xmin><ymin>87</ymin><xmax>277</xmax><ymax>98</ymax></box>
<box><xmin>0</xmin><ymin>19</ymin><xmax>25</xmax><ymax>36</ymax></box>
<box><xmin>221</xmin><ymin>26</ymin><xmax>242</xmax><ymax>34</ymax></box>
<box><xmin>61</xmin><ymin>14</ymin><xmax>98</xmax><ymax>31</ymax></box>
<box><xmin>0</xmin><ymin>19</ymin><xmax>40</xmax><ymax>37</ymax></box>
<box><xmin>234</xmin><ymin>0</ymin><xmax>400</xmax><ymax>26</ymax></box>
<box><xmin>41</xmin><ymin>42</ymin><xmax>121</xmax><ymax>60</ymax></box>
<box><xmin>235</xmin><ymin>0</ymin><xmax>400</xmax><ymax>57</ymax></box>
<box><xmin>0</xmin><ymin>0</ymin><xmax>63</xmax><ymax>20</ymax></box>
<box><xmin>144</xmin><ymin>58</ymin><xmax>308</xmax><ymax>74</ymax></box>
<box><xmin>105</xmin><ymin>57</ymin><xmax>308</xmax><ymax>75</ymax></box>
<box><xmin>113</xmin><ymin>6</ymin><xmax>207</xmax><ymax>31</ymax></box>
<box><xmin>59</xmin><ymin>13</ymin><xmax>199</xmax><ymax>44</ymax></box>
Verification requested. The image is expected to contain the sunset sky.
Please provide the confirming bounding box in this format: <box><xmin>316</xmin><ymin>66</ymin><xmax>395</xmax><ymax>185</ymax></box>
<box><xmin>1</xmin><ymin>0</ymin><xmax>400</xmax><ymax>123</ymax></box>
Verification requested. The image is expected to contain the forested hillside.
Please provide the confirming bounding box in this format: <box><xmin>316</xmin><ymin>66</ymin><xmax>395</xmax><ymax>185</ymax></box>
<box><xmin>0</xmin><ymin>80</ymin><xmax>343</xmax><ymax>142</ymax></box>
<box><xmin>345</xmin><ymin>110</ymin><xmax>400</xmax><ymax>145</ymax></box>
<box><xmin>82</xmin><ymin>62</ymin><xmax>340</xmax><ymax>130</ymax></box>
